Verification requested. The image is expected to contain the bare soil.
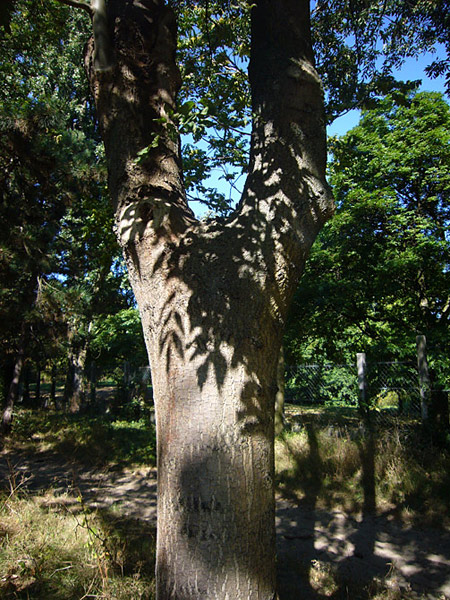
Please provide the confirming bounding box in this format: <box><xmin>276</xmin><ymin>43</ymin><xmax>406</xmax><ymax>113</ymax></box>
<box><xmin>1</xmin><ymin>447</ymin><xmax>449</xmax><ymax>599</ymax></box>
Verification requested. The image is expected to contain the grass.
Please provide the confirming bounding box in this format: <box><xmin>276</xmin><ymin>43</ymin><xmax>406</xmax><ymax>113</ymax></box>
<box><xmin>1</xmin><ymin>404</ymin><xmax>449</xmax><ymax>599</ymax></box>
<box><xmin>6</xmin><ymin>408</ymin><xmax>156</xmax><ymax>467</ymax></box>
<box><xmin>1</xmin><ymin>407</ymin><xmax>157</xmax><ymax>598</ymax></box>
<box><xmin>0</xmin><ymin>491</ymin><xmax>155</xmax><ymax>599</ymax></box>
<box><xmin>276</xmin><ymin>405</ymin><xmax>450</xmax><ymax>527</ymax></box>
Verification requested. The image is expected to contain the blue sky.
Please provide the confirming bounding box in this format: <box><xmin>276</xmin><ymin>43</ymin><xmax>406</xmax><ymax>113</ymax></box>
<box><xmin>328</xmin><ymin>52</ymin><xmax>448</xmax><ymax>137</ymax></box>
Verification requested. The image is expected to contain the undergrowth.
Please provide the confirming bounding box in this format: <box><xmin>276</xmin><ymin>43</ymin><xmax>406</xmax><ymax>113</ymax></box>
<box><xmin>1</xmin><ymin>405</ymin><xmax>449</xmax><ymax>599</ymax></box>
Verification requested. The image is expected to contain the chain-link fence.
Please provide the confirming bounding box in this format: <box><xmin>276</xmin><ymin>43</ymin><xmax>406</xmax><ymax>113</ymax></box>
<box><xmin>366</xmin><ymin>361</ymin><xmax>421</xmax><ymax>416</ymax></box>
<box><xmin>286</xmin><ymin>364</ymin><xmax>358</xmax><ymax>406</ymax></box>
<box><xmin>285</xmin><ymin>359</ymin><xmax>425</xmax><ymax>425</ymax></box>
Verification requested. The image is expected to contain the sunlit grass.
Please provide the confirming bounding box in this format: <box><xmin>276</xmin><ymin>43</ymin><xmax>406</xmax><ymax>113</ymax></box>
<box><xmin>6</xmin><ymin>408</ymin><xmax>156</xmax><ymax>467</ymax></box>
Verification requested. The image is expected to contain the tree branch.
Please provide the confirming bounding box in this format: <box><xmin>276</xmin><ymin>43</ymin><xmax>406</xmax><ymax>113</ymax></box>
<box><xmin>242</xmin><ymin>0</ymin><xmax>334</xmax><ymax>243</ymax></box>
<box><xmin>53</xmin><ymin>0</ymin><xmax>92</xmax><ymax>15</ymax></box>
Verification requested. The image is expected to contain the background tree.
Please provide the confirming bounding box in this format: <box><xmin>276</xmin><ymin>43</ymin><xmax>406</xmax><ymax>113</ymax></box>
<box><xmin>0</xmin><ymin>0</ymin><xmax>131</xmax><ymax>424</ymax></box>
<box><xmin>286</xmin><ymin>91</ymin><xmax>450</xmax><ymax>377</ymax></box>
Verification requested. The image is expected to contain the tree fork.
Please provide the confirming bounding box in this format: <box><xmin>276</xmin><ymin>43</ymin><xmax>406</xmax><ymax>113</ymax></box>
<box><xmin>86</xmin><ymin>1</ymin><xmax>333</xmax><ymax>598</ymax></box>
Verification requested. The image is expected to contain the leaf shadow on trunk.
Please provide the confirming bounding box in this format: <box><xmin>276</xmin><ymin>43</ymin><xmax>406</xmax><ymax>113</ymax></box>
<box><xmin>147</xmin><ymin>147</ymin><xmax>331</xmax><ymax>598</ymax></box>
<box><xmin>155</xmin><ymin>158</ymin><xmax>326</xmax><ymax>395</ymax></box>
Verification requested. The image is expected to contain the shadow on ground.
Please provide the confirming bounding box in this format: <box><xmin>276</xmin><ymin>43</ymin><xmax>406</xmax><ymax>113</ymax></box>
<box><xmin>1</xmin><ymin>447</ymin><xmax>450</xmax><ymax>599</ymax></box>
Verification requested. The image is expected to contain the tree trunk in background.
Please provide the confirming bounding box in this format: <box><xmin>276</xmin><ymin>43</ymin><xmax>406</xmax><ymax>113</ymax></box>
<box><xmin>50</xmin><ymin>364</ymin><xmax>57</xmax><ymax>407</ymax></box>
<box><xmin>22</xmin><ymin>365</ymin><xmax>30</xmax><ymax>405</ymax></box>
<box><xmin>86</xmin><ymin>1</ymin><xmax>333</xmax><ymax>597</ymax></box>
<box><xmin>1</xmin><ymin>326</ymin><xmax>28</xmax><ymax>435</ymax></box>
<box><xmin>64</xmin><ymin>341</ymin><xmax>88</xmax><ymax>413</ymax></box>
<box><xmin>89</xmin><ymin>361</ymin><xmax>96</xmax><ymax>405</ymax></box>
<box><xmin>1</xmin><ymin>344</ymin><xmax>25</xmax><ymax>435</ymax></box>
<box><xmin>35</xmin><ymin>364</ymin><xmax>41</xmax><ymax>406</ymax></box>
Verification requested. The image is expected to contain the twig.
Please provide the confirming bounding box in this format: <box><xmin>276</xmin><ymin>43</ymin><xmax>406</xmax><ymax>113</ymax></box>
<box><xmin>49</xmin><ymin>564</ymin><xmax>74</xmax><ymax>578</ymax></box>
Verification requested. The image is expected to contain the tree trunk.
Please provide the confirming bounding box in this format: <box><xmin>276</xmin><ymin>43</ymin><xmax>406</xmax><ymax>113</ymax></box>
<box><xmin>22</xmin><ymin>364</ymin><xmax>30</xmax><ymax>405</ymax></box>
<box><xmin>85</xmin><ymin>1</ymin><xmax>333</xmax><ymax>597</ymax></box>
<box><xmin>64</xmin><ymin>341</ymin><xmax>88</xmax><ymax>413</ymax></box>
<box><xmin>35</xmin><ymin>364</ymin><xmax>41</xmax><ymax>406</ymax></box>
<box><xmin>129</xmin><ymin>240</ymin><xmax>283</xmax><ymax>598</ymax></box>
<box><xmin>50</xmin><ymin>364</ymin><xmax>57</xmax><ymax>408</ymax></box>
<box><xmin>1</xmin><ymin>346</ymin><xmax>25</xmax><ymax>435</ymax></box>
<box><xmin>89</xmin><ymin>361</ymin><xmax>96</xmax><ymax>405</ymax></box>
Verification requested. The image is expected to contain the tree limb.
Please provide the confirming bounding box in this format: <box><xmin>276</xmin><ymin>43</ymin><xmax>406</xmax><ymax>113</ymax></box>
<box><xmin>53</xmin><ymin>0</ymin><xmax>92</xmax><ymax>15</ymax></box>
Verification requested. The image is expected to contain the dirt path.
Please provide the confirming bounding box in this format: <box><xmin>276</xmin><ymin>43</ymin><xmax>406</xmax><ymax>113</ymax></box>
<box><xmin>276</xmin><ymin>500</ymin><xmax>450</xmax><ymax>599</ymax></box>
<box><xmin>1</xmin><ymin>448</ymin><xmax>449</xmax><ymax>599</ymax></box>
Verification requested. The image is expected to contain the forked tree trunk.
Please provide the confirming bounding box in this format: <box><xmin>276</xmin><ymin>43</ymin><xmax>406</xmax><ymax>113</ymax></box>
<box><xmin>86</xmin><ymin>1</ymin><xmax>333</xmax><ymax>597</ymax></box>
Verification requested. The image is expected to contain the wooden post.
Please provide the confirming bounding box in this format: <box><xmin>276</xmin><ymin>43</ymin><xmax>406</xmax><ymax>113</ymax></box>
<box><xmin>357</xmin><ymin>353</ymin><xmax>367</xmax><ymax>403</ymax></box>
<box><xmin>89</xmin><ymin>362</ymin><xmax>97</xmax><ymax>405</ymax></box>
<box><xmin>416</xmin><ymin>335</ymin><xmax>430</xmax><ymax>422</ymax></box>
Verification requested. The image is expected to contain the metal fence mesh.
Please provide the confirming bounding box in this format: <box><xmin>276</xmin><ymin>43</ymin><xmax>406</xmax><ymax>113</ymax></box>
<box><xmin>366</xmin><ymin>361</ymin><xmax>421</xmax><ymax>416</ymax></box>
<box><xmin>286</xmin><ymin>364</ymin><xmax>358</xmax><ymax>406</ymax></box>
<box><xmin>285</xmin><ymin>360</ymin><xmax>423</xmax><ymax>425</ymax></box>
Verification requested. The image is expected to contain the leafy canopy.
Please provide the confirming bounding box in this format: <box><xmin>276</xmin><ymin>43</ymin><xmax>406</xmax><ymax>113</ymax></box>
<box><xmin>286</xmin><ymin>91</ymin><xmax>450</xmax><ymax>368</ymax></box>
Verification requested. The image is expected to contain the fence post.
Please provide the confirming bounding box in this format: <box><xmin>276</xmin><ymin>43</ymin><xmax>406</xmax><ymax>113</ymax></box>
<box><xmin>357</xmin><ymin>352</ymin><xmax>368</xmax><ymax>417</ymax></box>
<box><xmin>416</xmin><ymin>335</ymin><xmax>430</xmax><ymax>422</ymax></box>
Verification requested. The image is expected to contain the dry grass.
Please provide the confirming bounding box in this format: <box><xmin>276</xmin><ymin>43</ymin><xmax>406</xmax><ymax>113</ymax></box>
<box><xmin>0</xmin><ymin>491</ymin><xmax>155</xmax><ymax>600</ymax></box>
<box><xmin>275</xmin><ymin>415</ymin><xmax>450</xmax><ymax>527</ymax></box>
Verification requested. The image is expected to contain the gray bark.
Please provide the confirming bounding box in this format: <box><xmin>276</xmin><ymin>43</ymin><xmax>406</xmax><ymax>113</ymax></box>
<box><xmin>85</xmin><ymin>1</ymin><xmax>333</xmax><ymax>597</ymax></box>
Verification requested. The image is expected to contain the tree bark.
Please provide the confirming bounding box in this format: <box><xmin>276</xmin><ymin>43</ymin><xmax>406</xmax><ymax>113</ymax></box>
<box><xmin>50</xmin><ymin>363</ymin><xmax>57</xmax><ymax>408</ymax></box>
<box><xmin>35</xmin><ymin>364</ymin><xmax>41</xmax><ymax>406</ymax></box>
<box><xmin>85</xmin><ymin>1</ymin><xmax>333</xmax><ymax>597</ymax></box>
